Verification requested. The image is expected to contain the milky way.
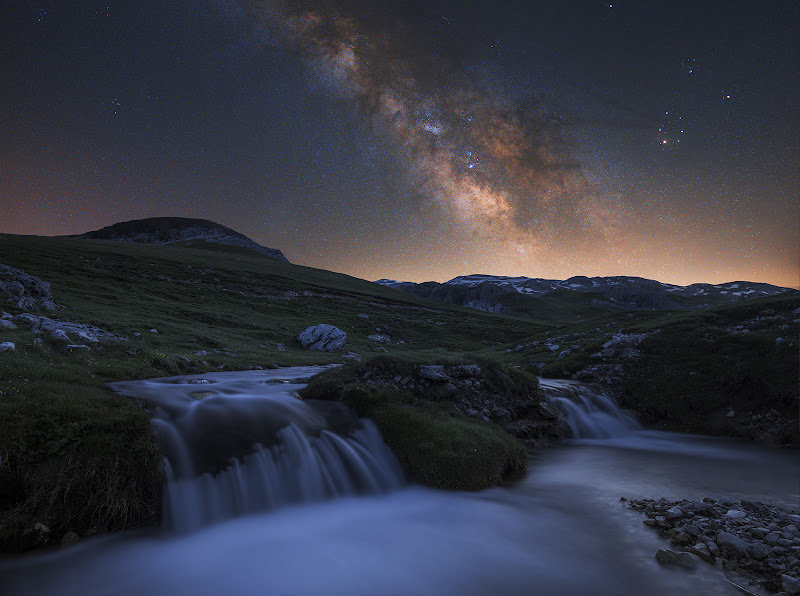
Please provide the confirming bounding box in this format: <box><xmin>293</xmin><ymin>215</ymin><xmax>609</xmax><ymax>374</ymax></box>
<box><xmin>1</xmin><ymin>0</ymin><xmax>797</xmax><ymax>287</ymax></box>
<box><xmin>245</xmin><ymin>0</ymin><xmax>610</xmax><ymax>257</ymax></box>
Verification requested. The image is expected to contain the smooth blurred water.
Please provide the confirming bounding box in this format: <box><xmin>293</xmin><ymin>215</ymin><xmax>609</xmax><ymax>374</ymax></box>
<box><xmin>539</xmin><ymin>378</ymin><xmax>641</xmax><ymax>438</ymax></box>
<box><xmin>1</xmin><ymin>371</ymin><xmax>797</xmax><ymax>596</ymax></box>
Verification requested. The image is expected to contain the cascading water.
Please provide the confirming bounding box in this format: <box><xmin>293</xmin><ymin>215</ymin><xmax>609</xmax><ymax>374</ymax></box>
<box><xmin>538</xmin><ymin>378</ymin><xmax>640</xmax><ymax>438</ymax></box>
<box><xmin>110</xmin><ymin>366</ymin><xmax>404</xmax><ymax>532</ymax></box>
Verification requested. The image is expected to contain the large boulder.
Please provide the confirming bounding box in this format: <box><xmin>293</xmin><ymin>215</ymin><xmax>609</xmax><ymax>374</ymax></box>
<box><xmin>0</xmin><ymin>265</ymin><xmax>57</xmax><ymax>311</ymax></box>
<box><xmin>298</xmin><ymin>324</ymin><xmax>347</xmax><ymax>352</ymax></box>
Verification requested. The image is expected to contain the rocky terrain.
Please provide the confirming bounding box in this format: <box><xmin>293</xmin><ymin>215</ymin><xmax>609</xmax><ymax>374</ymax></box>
<box><xmin>375</xmin><ymin>274</ymin><xmax>795</xmax><ymax>315</ymax></box>
<box><xmin>77</xmin><ymin>217</ymin><xmax>289</xmax><ymax>262</ymax></box>
<box><xmin>336</xmin><ymin>358</ymin><xmax>565</xmax><ymax>447</ymax></box>
<box><xmin>626</xmin><ymin>497</ymin><xmax>800</xmax><ymax>594</ymax></box>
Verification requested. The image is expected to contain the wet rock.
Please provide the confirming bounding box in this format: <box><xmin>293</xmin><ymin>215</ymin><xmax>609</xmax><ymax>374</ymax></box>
<box><xmin>782</xmin><ymin>574</ymin><xmax>800</xmax><ymax>594</ymax></box>
<box><xmin>716</xmin><ymin>531</ymin><xmax>750</xmax><ymax>557</ymax></box>
<box><xmin>655</xmin><ymin>549</ymin><xmax>701</xmax><ymax>569</ymax></box>
<box><xmin>749</xmin><ymin>542</ymin><xmax>773</xmax><ymax>560</ymax></box>
<box><xmin>689</xmin><ymin>543</ymin><xmax>714</xmax><ymax>563</ymax></box>
<box><xmin>726</xmin><ymin>509</ymin><xmax>747</xmax><ymax>519</ymax></box>
<box><xmin>665</xmin><ymin>506</ymin><xmax>684</xmax><ymax>520</ymax></box>
<box><xmin>297</xmin><ymin>324</ymin><xmax>347</xmax><ymax>352</ymax></box>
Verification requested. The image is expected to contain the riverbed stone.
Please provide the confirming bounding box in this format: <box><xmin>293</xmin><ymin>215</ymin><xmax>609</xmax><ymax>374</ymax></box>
<box><xmin>689</xmin><ymin>542</ymin><xmax>714</xmax><ymax>563</ymax></box>
<box><xmin>749</xmin><ymin>542</ymin><xmax>773</xmax><ymax>560</ymax></box>
<box><xmin>782</xmin><ymin>574</ymin><xmax>800</xmax><ymax>594</ymax></box>
<box><xmin>716</xmin><ymin>531</ymin><xmax>750</xmax><ymax>557</ymax></box>
<box><xmin>655</xmin><ymin>549</ymin><xmax>701</xmax><ymax>569</ymax></box>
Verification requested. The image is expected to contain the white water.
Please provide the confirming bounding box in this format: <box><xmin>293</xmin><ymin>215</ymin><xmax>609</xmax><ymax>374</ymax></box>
<box><xmin>539</xmin><ymin>378</ymin><xmax>641</xmax><ymax>438</ymax></box>
<box><xmin>1</xmin><ymin>370</ymin><xmax>798</xmax><ymax>596</ymax></box>
<box><xmin>110</xmin><ymin>367</ymin><xmax>403</xmax><ymax>531</ymax></box>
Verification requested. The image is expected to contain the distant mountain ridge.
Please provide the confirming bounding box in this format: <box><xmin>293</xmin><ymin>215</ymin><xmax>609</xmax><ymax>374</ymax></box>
<box><xmin>374</xmin><ymin>274</ymin><xmax>795</xmax><ymax>313</ymax></box>
<box><xmin>76</xmin><ymin>217</ymin><xmax>289</xmax><ymax>262</ymax></box>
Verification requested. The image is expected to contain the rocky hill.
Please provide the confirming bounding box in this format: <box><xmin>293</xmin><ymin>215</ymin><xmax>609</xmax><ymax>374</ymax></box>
<box><xmin>76</xmin><ymin>217</ymin><xmax>289</xmax><ymax>262</ymax></box>
<box><xmin>375</xmin><ymin>274</ymin><xmax>794</xmax><ymax>313</ymax></box>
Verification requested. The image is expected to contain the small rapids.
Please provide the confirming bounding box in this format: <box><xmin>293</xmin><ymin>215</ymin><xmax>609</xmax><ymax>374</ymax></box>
<box><xmin>2</xmin><ymin>368</ymin><xmax>797</xmax><ymax>596</ymax></box>
<box><xmin>539</xmin><ymin>378</ymin><xmax>640</xmax><ymax>438</ymax></box>
<box><xmin>110</xmin><ymin>367</ymin><xmax>403</xmax><ymax>532</ymax></box>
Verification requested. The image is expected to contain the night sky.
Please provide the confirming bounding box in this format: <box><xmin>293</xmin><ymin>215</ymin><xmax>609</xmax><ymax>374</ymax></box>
<box><xmin>1</xmin><ymin>1</ymin><xmax>798</xmax><ymax>288</ymax></box>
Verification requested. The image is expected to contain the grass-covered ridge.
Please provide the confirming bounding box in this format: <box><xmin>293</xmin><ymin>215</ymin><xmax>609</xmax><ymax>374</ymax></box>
<box><xmin>0</xmin><ymin>231</ymin><xmax>797</xmax><ymax>551</ymax></box>
<box><xmin>0</xmin><ymin>233</ymin><xmax>549</xmax><ymax>549</ymax></box>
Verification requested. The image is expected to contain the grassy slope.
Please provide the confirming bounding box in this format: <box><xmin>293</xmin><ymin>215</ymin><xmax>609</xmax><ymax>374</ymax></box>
<box><xmin>0</xmin><ymin>233</ymin><xmax>796</xmax><ymax>548</ymax></box>
<box><xmin>0</xmin><ymin>234</ymin><xmax>548</xmax><ymax>547</ymax></box>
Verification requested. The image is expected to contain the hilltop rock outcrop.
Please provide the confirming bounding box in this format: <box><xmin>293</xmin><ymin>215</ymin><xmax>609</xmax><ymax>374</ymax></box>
<box><xmin>77</xmin><ymin>217</ymin><xmax>289</xmax><ymax>262</ymax></box>
<box><xmin>0</xmin><ymin>265</ymin><xmax>57</xmax><ymax>311</ymax></box>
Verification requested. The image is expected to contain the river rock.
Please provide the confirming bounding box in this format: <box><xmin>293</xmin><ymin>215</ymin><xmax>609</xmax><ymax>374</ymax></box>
<box><xmin>0</xmin><ymin>264</ymin><xmax>57</xmax><ymax>311</ymax></box>
<box><xmin>782</xmin><ymin>574</ymin><xmax>800</xmax><ymax>595</ymax></box>
<box><xmin>689</xmin><ymin>543</ymin><xmax>714</xmax><ymax>563</ymax></box>
<box><xmin>665</xmin><ymin>506</ymin><xmax>684</xmax><ymax>520</ymax></box>
<box><xmin>726</xmin><ymin>509</ymin><xmax>747</xmax><ymax>519</ymax></box>
<box><xmin>716</xmin><ymin>531</ymin><xmax>750</xmax><ymax>557</ymax></box>
<box><xmin>655</xmin><ymin>549</ymin><xmax>701</xmax><ymax>569</ymax></box>
<box><xmin>748</xmin><ymin>542</ymin><xmax>772</xmax><ymax>560</ymax></box>
<box><xmin>297</xmin><ymin>324</ymin><xmax>347</xmax><ymax>352</ymax></box>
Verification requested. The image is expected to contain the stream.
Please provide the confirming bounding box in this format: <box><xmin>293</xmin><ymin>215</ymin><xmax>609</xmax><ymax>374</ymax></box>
<box><xmin>1</xmin><ymin>366</ymin><xmax>797</xmax><ymax>595</ymax></box>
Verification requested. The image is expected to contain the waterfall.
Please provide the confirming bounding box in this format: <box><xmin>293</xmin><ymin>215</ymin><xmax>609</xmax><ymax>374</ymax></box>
<box><xmin>538</xmin><ymin>378</ymin><xmax>640</xmax><ymax>438</ymax></box>
<box><xmin>110</xmin><ymin>367</ymin><xmax>404</xmax><ymax>532</ymax></box>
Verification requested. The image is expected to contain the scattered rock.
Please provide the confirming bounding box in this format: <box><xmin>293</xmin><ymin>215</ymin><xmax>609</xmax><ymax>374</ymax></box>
<box><xmin>14</xmin><ymin>313</ymin><xmax>125</xmax><ymax>343</ymax></box>
<box><xmin>66</xmin><ymin>344</ymin><xmax>90</xmax><ymax>351</ymax></box>
<box><xmin>357</xmin><ymin>313</ymin><xmax>369</xmax><ymax>320</ymax></box>
<box><xmin>297</xmin><ymin>324</ymin><xmax>347</xmax><ymax>352</ymax></box>
<box><xmin>727</xmin><ymin>409</ymin><xmax>736</xmax><ymax>418</ymax></box>
<box><xmin>195</xmin><ymin>350</ymin><xmax>208</xmax><ymax>356</ymax></box>
<box><xmin>276</xmin><ymin>343</ymin><xmax>286</xmax><ymax>352</ymax></box>
<box><xmin>149</xmin><ymin>328</ymin><xmax>158</xmax><ymax>334</ymax></box>
<box><xmin>417</xmin><ymin>365</ymin><xmax>449</xmax><ymax>381</ymax></box>
<box><xmin>0</xmin><ymin>264</ymin><xmax>57</xmax><ymax>311</ymax></box>
<box><xmin>0</xmin><ymin>341</ymin><xmax>15</xmax><ymax>351</ymax></box>
<box><xmin>367</xmin><ymin>333</ymin><xmax>392</xmax><ymax>344</ymax></box>
<box><xmin>342</xmin><ymin>352</ymin><xmax>362</xmax><ymax>361</ymax></box>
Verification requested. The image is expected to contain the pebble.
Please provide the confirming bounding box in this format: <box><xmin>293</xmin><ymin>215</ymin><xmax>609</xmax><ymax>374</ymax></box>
<box><xmin>627</xmin><ymin>497</ymin><xmax>800</xmax><ymax>592</ymax></box>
